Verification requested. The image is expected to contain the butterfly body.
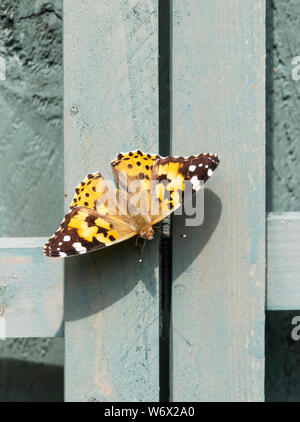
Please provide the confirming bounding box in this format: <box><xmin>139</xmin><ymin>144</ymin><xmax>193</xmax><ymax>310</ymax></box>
<box><xmin>138</xmin><ymin>225</ymin><xmax>155</xmax><ymax>240</ymax></box>
<box><xmin>44</xmin><ymin>151</ymin><xmax>219</xmax><ymax>257</ymax></box>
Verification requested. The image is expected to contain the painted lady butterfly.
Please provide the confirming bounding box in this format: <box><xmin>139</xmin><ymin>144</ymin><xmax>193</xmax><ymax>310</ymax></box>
<box><xmin>44</xmin><ymin>151</ymin><xmax>219</xmax><ymax>257</ymax></box>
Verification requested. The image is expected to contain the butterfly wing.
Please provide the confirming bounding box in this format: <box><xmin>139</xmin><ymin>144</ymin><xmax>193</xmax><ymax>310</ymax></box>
<box><xmin>69</xmin><ymin>172</ymin><xmax>114</xmax><ymax>213</ymax></box>
<box><xmin>111</xmin><ymin>150</ymin><xmax>161</xmax><ymax>192</ymax></box>
<box><xmin>150</xmin><ymin>153</ymin><xmax>220</xmax><ymax>225</ymax></box>
<box><xmin>45</xmin><ymin>171</ymin><xmax>138</xmax><ymax>257</ymax></box>
<box><xmin>111</xmin><ymin>150</ymin><xmax>161</xmax><ymax>222</ymax></box>
<box><xmin>43</xmin><ymin>206</ymin><xmax>137</xmax><ymax>257</ymax></box>
<box><xmin>44</xmin><ymin>152</ymin><xmax>219</xmax><ymax>257</ymax></box>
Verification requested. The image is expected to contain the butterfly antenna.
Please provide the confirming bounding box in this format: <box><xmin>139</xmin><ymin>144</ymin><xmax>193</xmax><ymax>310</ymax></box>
<box><xmin>138</xmin><ymin>239</ymin><xmax>147</xmax><ymax>263</ymax></box>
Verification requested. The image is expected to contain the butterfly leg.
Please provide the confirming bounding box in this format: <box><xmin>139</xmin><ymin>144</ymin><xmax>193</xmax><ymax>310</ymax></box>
<box><xmin>135</xmin><ymin>236</ymin><xmax>147</xmax><ymax>263</ymax></box>
<box><xmin>138</xmin><ymin>239</ymin><xmax>147</xmax><ymax>263</ymax></box>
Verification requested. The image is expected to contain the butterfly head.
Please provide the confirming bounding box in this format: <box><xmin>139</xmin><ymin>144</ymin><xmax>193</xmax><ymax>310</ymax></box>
<box><xmin>139</xmin><ymin>225</ymin><xmax>155</xmax><ymax>240</ymax></box>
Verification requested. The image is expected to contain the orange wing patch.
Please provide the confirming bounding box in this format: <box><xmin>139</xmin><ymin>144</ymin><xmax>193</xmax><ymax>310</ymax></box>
<box><xmin>44</xmin><ymin>206</ymin><xmax>136</xmax><ymax>257</ymax></box>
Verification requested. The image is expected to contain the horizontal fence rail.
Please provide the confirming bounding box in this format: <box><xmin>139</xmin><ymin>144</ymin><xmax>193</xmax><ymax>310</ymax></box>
<box><xmin>267</xmin><ymin>212</ymin><xmax>300</xmax><ymax>310</ymax></box>
<box><xmin>0</xmin><ymin>212</ymin><xmax>299</xmax><ymax>339</ymax></box>
<box><xmin>0</xmin><ymin>237</ymin><xmax>63</xmax><ymax>338</ymax></box>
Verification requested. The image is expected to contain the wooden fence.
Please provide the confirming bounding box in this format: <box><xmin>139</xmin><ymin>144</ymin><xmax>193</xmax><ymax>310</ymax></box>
<box><xmin>1</xmin><ymin>0</ymin><xmax>298</xmax><ymax>402</ymax></box>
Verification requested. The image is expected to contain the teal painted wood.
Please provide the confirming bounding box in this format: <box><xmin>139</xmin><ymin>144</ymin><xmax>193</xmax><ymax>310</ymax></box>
<box><xmin>0</xmin><ymin>238</ymin><xmax>63</xmax><ymax>338</ymax></box>
<box><xmin>64</xmin><ymin>0</ymin><xmax>159</xmax><ymax>402</ymax></box>
<box><xmin>267</xmin><ymin>213</ymin><xmax>300</xmax><ymax>310</ymax></box>
<box><xmin>0</xmin><ymin>209</ymin><xmax>297</xmax><ymax>342</ymax></box>
<box><xmin>0</xmin><ymin>211</ymin><xmax>298</xmax><ymax>341</ymax></box>
<box><xmin>171</xmin><ymin>0</ymin><xmax>266</xmax><ymax>401</ymax></box>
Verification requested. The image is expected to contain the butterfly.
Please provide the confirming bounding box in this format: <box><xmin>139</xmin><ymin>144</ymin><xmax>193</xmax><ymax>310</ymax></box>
<box><xmin>44</xmin><ymin>151</ymin><xmax>219</xmax><ymax>257</ymax></box>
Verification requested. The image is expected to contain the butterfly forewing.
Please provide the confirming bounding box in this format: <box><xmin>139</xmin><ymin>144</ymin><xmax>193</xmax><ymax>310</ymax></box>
<box><xmin>111</xmin><ymin>150</ymin><xmax>161</xmax><ymax>220</ymax></box>
<box><xmin>43</xmin><ymin>206</ymin><xmax>137</xmax><ymax>257</ymax></box>
<box><xmin>111</xmin><ymin>150</ymin><xmax>160</xmax><ymax>192</ymax></box>
<box><xmin>150</xmin><ymin>153</ymin><xmax>219</xmax><ymax>225</ymax></box>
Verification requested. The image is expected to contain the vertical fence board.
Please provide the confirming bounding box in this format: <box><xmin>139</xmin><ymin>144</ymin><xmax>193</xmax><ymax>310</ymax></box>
<box><xmin>64</xmin><ymin>0</ymin><xmax>159</xmax><ymax>401</ymax></box>
<box><xmin>171</xmin><ymin>0</ymin><xmax>265</xmax><ymax>401</ymax></box>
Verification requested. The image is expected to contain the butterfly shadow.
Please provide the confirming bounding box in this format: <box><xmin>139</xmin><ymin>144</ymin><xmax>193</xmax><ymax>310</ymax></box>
<box><xmin>62</xmin><ymin>189</ymin><xmax>221</xmax><ymax>327</ymax></box>
<box><xmin>63</xmin><ymin>229</ymin><xmax>159</xmax><ymax>325</ymax></box>
<box><xmin>172</xmin><ymin>188</ymin><xmax>222</xmax><ymax>281</ymax></box>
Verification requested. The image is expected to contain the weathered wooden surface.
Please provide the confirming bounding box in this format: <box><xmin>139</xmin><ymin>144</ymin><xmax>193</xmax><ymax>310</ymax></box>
<box><xmin>267</xmin><ymin>213</ymin><xmax>300</xmax><ymax>310</ymax></box>
<box><xmin>1</xmin><ymin>212</ymin><xmax>298</xmax><ymax>340</ymax></box>
<box><xmin>171</xmin><ymin>0</ymin><xmax>266</xmax><ymax>401</ymax></box>
<box><xmin>64</xmin><ymin>0</ymin><xmax>159</xmax><ymax>401</ymax></box>
<box><xmin>0</xmin><ymin>238</ymin><xmax>63</xmax><ymax>338</ymax></box>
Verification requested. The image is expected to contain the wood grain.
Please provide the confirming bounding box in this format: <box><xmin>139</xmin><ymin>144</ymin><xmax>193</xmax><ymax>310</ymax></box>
<box><xmin>64</xmin><ymin>0</ymin><xmax>159</xmax><ymax>402</ymax></box>
<box><xmin>171</xmin><ymin>0</ymin><xmax>266</xmax><ymax>401</ymax></box>
<box><xmin>0</xmin><ymin>238</ymin><xmax>63</xmax><ymax>338</ymax></box>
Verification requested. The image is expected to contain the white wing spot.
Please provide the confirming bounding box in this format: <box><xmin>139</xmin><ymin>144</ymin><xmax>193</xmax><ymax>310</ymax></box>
<box><xmin>207</xmin><ymin>169</ymin><xmax>213</xmax><ymax>177</ymax></box>
<box><xmin>73</xmin><ymin>242</ymin><xmax>87</xmax><ymax>254</ymax></box>
<box><xmin>189</xmin><ymin>165</ymin><xmax>196</xmax><ymax>172</ymax></box>
<box><xmin>63</xmin><ymin>235</ymin><xmax>71</xmax><ymax>242</ymax></box>
<box><xmin>199</xmin><ymin>163</ymin><xmax>203</xmax><ymax>167</ymax></box>
<box><xmin>191</xmin><ymin>175</ymin><xmax>201</xmax><ymax>191</ymax></box>
<box><xmin>59</xmin><ymin>252</ymin><xmax>67</xmax><ymax>257</ymax></box>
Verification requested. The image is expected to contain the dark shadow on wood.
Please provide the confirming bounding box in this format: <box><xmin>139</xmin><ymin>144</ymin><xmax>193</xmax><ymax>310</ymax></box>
<box><xmin>64</xmin><ymin>237</ymin><xmax>158</xmax><ymax>322</ymax></box>
<box><xmin>172</xmin><ymin>189</ymin><xmax>222</xmax><ymax>279</ymax></box>
<box><xmin>0</xmin><ymin>359</ymin><xmax>63</xmax><ymax>402</ymax></box>
<box><xmin>265</xmin><ymin>311</ymin><xmax>300</xmax><ymax>402</ymax></box>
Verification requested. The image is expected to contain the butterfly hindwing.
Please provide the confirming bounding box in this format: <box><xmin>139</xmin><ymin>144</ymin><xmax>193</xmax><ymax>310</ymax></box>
<box><xmin>43</xmin><ymin>206</ymin><xmax>137</xmax><ymax>257</ymax></box>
